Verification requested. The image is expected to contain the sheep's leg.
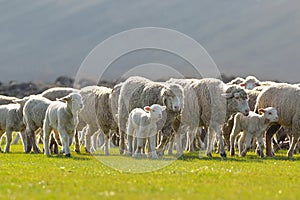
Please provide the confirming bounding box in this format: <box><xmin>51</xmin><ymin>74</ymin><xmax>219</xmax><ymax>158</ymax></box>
<box><xmin>230</xmin><ymin>125</ymin><xmax>241</xmax><ymax>156</ymax></box>
<box><xmin>43</xmin><ymin>125</ymin><xmax>51</xmax><ymax>156</ymax></box>
<box><xmin>4</xmin><ymin>128</ymin><xmax>13</xmax><ymax>153</ymax></box>
<box><xmin>149</xmin><ymin>134</ymin><xmax>158</xmax><ymax>159</ymax></box>
<box><xmin>73</xmin><ymin>131</ymin><xmax>80</xmax><ymax>153</ymax></box>
<box><xmin>257</xmin><ymin>135</ymin><xmax>265</xmax><ymax>158</ymax></box>
<box><xmin>0</xmin><ymin>130</ymin><xmax>4</xmax><ymax>152</ymax></box>
<box><xmin>60</xmin><ymin>131</ymin><xmax>71</xmax><ymax>157</ymax></box>
<box><xmin>238</xmin><ymin>132</ymin><xmax>246</xmax><ymax>156</ymax></box>
<box><xmin>84</xmin><ymin>125</ymin><xmax>97</xmax><ymax>153</ymax></box>
<box><xmin>206</xmin><ymin>126</ymin><xmax>216</xmax><ymax>157</ymax></box>
<box><xmin>287</xmin><ymin>135</ymin><xmax>300</xmax><ymax>158</ymax></box>
<box><xmin>126</xmin><ymin>121</ymin><xmax>135</xmax><ymax>156</ymax></box>
<box><xmin>103</xmin><ymin>129</ymin><xmax>110</xmax><ymax>156</ymax></box>
<box><xmin>265</xmin><ymin>124</ymin><xmax>281</xmax><ymax>157</ymax></box>
<box><xmin>32</xmin><ymin>129</ymin><xmax>41</xmax><ymax>154</ymax></box>
<box><xmin>240</xmin><ymin>133</ymin><xmax>252</xmax><ymax>157</ymax></box>
<box><xmin>167</xmin><ymin>133</ymin><xmax>174</xmax><ymax>155</ymax></box>
<box><xmin>12</xmin><ymin>133</ymin><xmax>20</xmax><ymax>145</ymax></box>
<box><xmin>19</xmin><ymin>130</ymin><xmax>28</xmax><ymax>153</ymax></box>
<box><xmin>215</xmin><ymin>125</ymin><xmax>226</xmax><ymax>158</ymax></box>
<box><xmin>133</xmin><ymin>137</ymin><xmax>143</xmax><ymax>158</ymax></box>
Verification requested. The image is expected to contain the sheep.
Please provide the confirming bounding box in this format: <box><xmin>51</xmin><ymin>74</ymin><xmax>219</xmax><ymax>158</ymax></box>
<box><xmin>118</xmin><ymin>76</ymin><xmax>182</xmax><ymax>156</ymax></box>
<box><xmin>240</xmin><ymin>75</ymin><xmax>261</xmax><ymax>90</ymax></box>
<box><xmin>230</xmin><ymin>107</ymin><xmax>278</xmax><ymax>158</ymax></box>
<box><xmin>23</xmin><ymin>95</ymin><xmax>62</xmax><ymax>153</ymax></box>
<box><xmin>0</xmin><ymin>97</ymin><xmax>29</xmax><ymax>152</ymax></box>
<box><xmin>77</xmin><ymin>85</ymin><xmax>118</xmax><ymax>155</ymax></box>
<box><xmin>227</xmin><ymin>77</ymin><xmax>245</xmax><ymax>85</ymax></box>
<box><xmin>43</xmin><ymin>93</ymin><xmax>83</xmax><ymax>157</ymax></box>
<box><xmin>180</xmin><ymin>78</ymin><xmax>250</xmax><ymax>157</ymax></box>
<box><xmin>127</xmin><ymin>104</ymin><xmax>166</xmax><ymax>159</ymax></box>
<box><xmin>222</xmin><ymin>89</ymin><xmax>261</xmax><ymax>147</ymax></box>
<box><xmin>0</xmin><ymin>95</ymin><xmax>20</xmax><ymax>105</ymax></box>
<box><xmin>255</xmin><ymin>83</ymin><xmax>300</xmax><ymax>157</ymax></box>
<box><xmin>0</xmin><ymin>95</ymin><xmax>21</xmax><ymax>144</ymax></box>
<box><xmin>40</xmin><ymin>87</ymin><xmax>78</xmax><ymax>101</ymax></box>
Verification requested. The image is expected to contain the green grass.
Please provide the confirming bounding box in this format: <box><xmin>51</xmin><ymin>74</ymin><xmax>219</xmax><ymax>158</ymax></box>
<box><xmin>1</xmin><ymin>143</ymin><xmax>300</xmax><ymax>200</ymax></box>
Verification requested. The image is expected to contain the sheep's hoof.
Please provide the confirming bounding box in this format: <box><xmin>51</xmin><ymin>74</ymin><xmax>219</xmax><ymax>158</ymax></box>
<box><xmin>84</xmin><ymin>147</ymin><xmax>91</xmax><ymax>154</ymax></box>
<box><xmin>287</xmin><ymin>151</ymin><xmax>293</xmax><ymax>158</ymax></box>
<box><xmin>74</xmin><ymin>149</ymin><xmax>80</xmax><ymax>154</ymax></box>
<box><xmin>260</xmin><ymin>154</ymin><xmax>265</xmax><ymax>159</ymax></box>
<box><xmin>125</xmin><ymin>151</ymin><xmax>132</xmax><ymax>157</ymax></box>
<box><xmin>240</xmin><ymin>152</ymin><xmax>246</xmax><ymax>157</ymax></box>
<box><xmin>206</xmin><ymin>152</ymin><xmax>212</xmax><ymax>158</ymax></box>
<box><xmin>65</xmin><ymin>153</ymin><xmax>71</xmax><ymax>157</ymax></box>
<box><xmin>220</xmin><ymin>152</ymin><xmax>227</xmax><ymax>158</ymax></box>
<box><xmin>230</xmin><ymin>151</ymin><xmax>235</xmax><ymax>157</ymax></box>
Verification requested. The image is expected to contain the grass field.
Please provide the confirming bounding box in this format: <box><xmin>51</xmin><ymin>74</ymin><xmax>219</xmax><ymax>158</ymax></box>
<box><xmin>1</xmin><ymin>143</ymin><xmax>300</xmax><ymax>200</ymax></box>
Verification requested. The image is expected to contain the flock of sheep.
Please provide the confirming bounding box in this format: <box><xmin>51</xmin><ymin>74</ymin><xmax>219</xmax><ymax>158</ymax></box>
<box><xmin>0</xmin><ymin>75</ymin><xmax>299</xmax><ymax>159</ymax></box>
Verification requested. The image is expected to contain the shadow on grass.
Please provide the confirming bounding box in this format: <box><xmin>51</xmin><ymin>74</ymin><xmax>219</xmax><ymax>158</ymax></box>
<box><xmin>176</xmin><ymin>150</ymin><xmax>300</xmax><ymax>162</ymax></box>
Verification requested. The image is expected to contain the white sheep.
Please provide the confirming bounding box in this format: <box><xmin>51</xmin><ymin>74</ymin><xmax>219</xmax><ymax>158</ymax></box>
<box><xmin>77</xmin><ymin>85</ymin><xmax>117</xmax><ymax>155</ymax></box>
<box><xmin>0</xmin><ymin>95</ymin><xmax>20</xmax><ymax>105</ymax></box>
<box><xmin>230</xmin><ymin>107</ymin><xmax>278</xmax><ymax>158</ymax></box>
<box><xmin>41</xmin><ymin>87</ymin><xmax>78</xmax><ymax>101</ymax></box>
<box><xmin>255</xmin><ymin>83</ymin><xmax>300</xmax><ymax>157</ymax></box>
<box><xmin>118</xmin><ymin>76</ymin><xmax>182</xmax><ymax>156</ymax></box>
<box><xmin>43</xmin><ymin>93</ymin><xmax>83</xmax><ymax>157</ymax></box>
<box><xmin>23</xmin><ymin>95</ymin><xmax>62</xmax><ymax>153</ymax></box>
<box><xmin>0</xmin><ymin>97</ymin><xmax>29</xmax><ymax>152</ymax></box>
<box><xmin>240</xmin><ymin>75</ymin><xmax>261</xmax><ymax>90</ymax></box>
<box><xmin>180</xmin><ymin>78</ymin><xmax>250</xmax><ymax>157</ymax></box>
<box><xmin>227</xmin><ymin>77</ymin><xmax>245</xmax><ymax>85</ymax></box>
<box><xmin>127</xmin><ymin>104</ymin><xmax>166</xmax><ymax>159</ymax></box>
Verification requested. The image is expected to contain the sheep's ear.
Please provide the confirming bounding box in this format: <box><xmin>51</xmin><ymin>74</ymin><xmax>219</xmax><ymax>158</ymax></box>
<box><xmin>57</xmin><ymin>96</ymin><xmax>71</xmax><ymax>102</ymax></box>
<box><xmin>161</xmin><ymin>106</ymin><xmax>167</xmax><ymax>111</ymax></box>
<box><xmin>240</xmin><ymin>83</ymin><xmax>246</xmax><ymax>87</ymax></box>
<box><xmin>258</xmin><ymin>108</ymin><xmax>265</xmax><ymax>114</ymax></box>
<box><xmin>144</xmin><ymin>106</ymin><xmax>151</xmax><ymax>112</ymax></box>
<box><xmin>221</xmin><ymin>93</ymin><xmax>233</xmax><ymax>99</ymax></box>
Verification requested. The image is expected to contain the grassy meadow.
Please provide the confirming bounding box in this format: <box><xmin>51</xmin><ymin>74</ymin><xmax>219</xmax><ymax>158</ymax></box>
<box><xmin>0</xmin><ymin>140</ymin><xmax>300</xmax><ymax>200</ymax></box>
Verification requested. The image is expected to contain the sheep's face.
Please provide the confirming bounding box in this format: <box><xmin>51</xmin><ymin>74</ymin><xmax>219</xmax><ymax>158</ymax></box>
<box><xmin>162</xmin><ymin>89</ymin><xmax>181</xmax><ymax>112</ymax></box>
<box><xmin>70</xmin><ymin>93</ymin><xmax>84</xmax><ymax>112</ymax></box>
<box><xmin>144</xmin><ymin>104</ymin><xmax>166</xmax><ymax>120</ymax></box>
<box><xmin>259</xmin><ymin>107</ymin><xmax>278</xmax><ymax>123</ymax></box>
<box><xmin>240</xmin><ymin>76</ymin><xmax>260</xmax><ymax>90</ymax></box>
<box><xmin>222</xmin><ymin>89</ymin><xmax>250</xmax><ymax>116</ymax></box>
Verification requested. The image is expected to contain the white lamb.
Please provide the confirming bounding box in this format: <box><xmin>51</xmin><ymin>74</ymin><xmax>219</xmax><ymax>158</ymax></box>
<box><xmin>230</xmin><ymin>107</ymin><xmax>278</xmax><ymax>158</ymax></box>
<box><xmin>127</xmin><ymin>104</ymin><xmax>166</xmax><ymax>159</ymax></box>
<box><xmin>43</xmin><ymin>93</ymin><xmax>83</xmax><ymax>157</ymax></box>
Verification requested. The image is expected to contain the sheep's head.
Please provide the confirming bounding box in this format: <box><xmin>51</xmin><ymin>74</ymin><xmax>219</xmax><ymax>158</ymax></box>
<box><xmin>161</xmin><ymin>87</ymin><xmax>181</xmax><ymax>112</ymax></box>
<box><xmin>222</xmin><ymin>86</ymin><xmax>250</xmax><ymax>116</ymax></box>
<box><xmin>144</xmin><ymin>104</ymin><xmax>166</xmax><ymax>120</ymax></box>
<box><xmin>58</xmin><ymin>93</ymin><xmax>83</xmax><ymax>112</ymax></box>
<box><xmin>240</xmin><ymin>76</ymin><xmax>260</xmax><ymax>90</ymax></box>
<box><xmin>258</xmin><ymin>107</ymin><xmax>278</xmax><ymax>123</ymax></box>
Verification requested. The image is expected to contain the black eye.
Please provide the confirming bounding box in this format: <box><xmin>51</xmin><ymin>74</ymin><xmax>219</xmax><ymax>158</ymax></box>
<box><xmin>235</xmin><ymin>97</ymin><xmax>239</xmax><ymax>100</ymax></box>
<box><xmin>268</xmin><ymin>112</ymin><xmax>272</xmax><ymax>115</ymax></box>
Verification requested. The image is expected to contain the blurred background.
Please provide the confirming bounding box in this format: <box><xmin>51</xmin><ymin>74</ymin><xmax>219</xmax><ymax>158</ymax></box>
<box><xmin>0</xmin><ymin>0</ymin><xmax>299</xmax><ymax>88</ymax></box>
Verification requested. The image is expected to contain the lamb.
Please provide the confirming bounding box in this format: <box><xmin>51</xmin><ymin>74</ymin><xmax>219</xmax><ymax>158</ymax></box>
<box><xmin>0</xmin><ymin>97</ymin><xmax>29</xmax><ymax>152</ymax></box>
<box><xmin>230</xmin><ymin>107</ymin><xmax>278</xmax><ymax>158</ymax></box>
<box><xmin>255</xmin><ymin>83</ymin><xmax>300</xmax><ymax>157</ymax></box>
<box><xmin>40</xmin><ymin>87</ymin><xmax>78</xmax><ymax>101</ymax></box>
<box><xmin>127</xmin><ymin>104</ymin><xmax>166</xmax><ymax>159</ymax></box>
<box><xmin>43</xmin><ymin>93</ymin><xmax>83</xmax><ymax>157</ymax></box>
<box><xmin>180</xmin><ymin>78</ymin><xmax>250</xmax><ymax>157</ymax></box>
<box><xmin>118</xmin><ymin>76</ymin><xmax>182</xmax><ymax>156</ymax></box>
